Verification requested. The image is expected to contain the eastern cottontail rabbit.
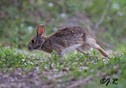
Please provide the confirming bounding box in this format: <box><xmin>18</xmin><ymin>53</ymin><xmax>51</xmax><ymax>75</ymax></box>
<box><xmin>28</xmin><ymin>25</ymin><xmax>109</xmax><ymax>59</ymax></box>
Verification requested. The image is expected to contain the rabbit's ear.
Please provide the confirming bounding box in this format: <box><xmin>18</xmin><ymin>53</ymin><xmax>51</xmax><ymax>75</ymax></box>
<box><xmin>37</xmin><ymin>25</ymin><xmax>45</xmax><ymax>36</ymax></box>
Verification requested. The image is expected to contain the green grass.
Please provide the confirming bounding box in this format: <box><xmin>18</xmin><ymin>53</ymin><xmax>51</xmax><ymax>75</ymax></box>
<box><xmin>0</xmin><ymin>47</ymin><xmax>126</xmax><ymax>88</ymax></box>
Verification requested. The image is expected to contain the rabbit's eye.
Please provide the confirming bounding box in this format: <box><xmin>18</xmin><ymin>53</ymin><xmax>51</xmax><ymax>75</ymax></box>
<box><xmin>32</xmin><ymin>40</ymin><xmax>35</xmax><ymax>43</ymax></box>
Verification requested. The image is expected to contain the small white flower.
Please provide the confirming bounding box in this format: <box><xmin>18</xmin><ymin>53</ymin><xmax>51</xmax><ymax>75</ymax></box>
<box><xmin>112</xmin><ymin>3</ymin><xmax>120</xmax><ymax>10</ymax></box>
<box><xmin>36</xmin><ymin>67</ymin><xmax>39</xmax><ymax>71</ymax></box>
<box><xmin>20</xmin><ymin>24</ymin><xmax>24</xmax><ymax>27</ymax></box>
<box><xmin>28</xmin><ymin>26</ymin><xmax>33</xmax><ymax>31</ymax></box>
<box><xmin>22</xmin><ymin>59</ymin><xmax>25</xmax><ymax>62</ymax></box>
<box><xmin>48</xmin><ymin>2</ymin><xmax>54</xmax><ymax>7</ymax></box>
<box><xmin>88</xmin><ymin>51</ymin><xmax>91</xmax><ymax>54</ymax></box>
<box><xmin>80</xmin><ymin>66</ymin><xmax>89</xmax><ymax>70</ymax></box>
<box><xmin>24</xmin><ymin>63</ymin><xmax>27</xmax><ymax>65</ymax></box>
<box><xmin>53</xmin><ymin>27</ymin><xmax>57</xmax><ymax>31</ymax></box>
<box><xmin>53</xmin><ymin>68</ymin><xmax>58</xmax><ymax>71</ymax></box>
<box><xmin>45</xmin><ymin>65</ymin><xmax>48</xmax><ymax>69</ymax></box>
<box><xmin>30</xmin><ymin>62</ymin><xmax>34</xmax><ymax>65</ymax></box>
<box><xmin>74</xmin><ymin>50</ymin><xmax>78</xmax><ymax>54</ymax></box>
<box><xmin>117</xmin><ymin>11</ymin><xmax>123</xmax><ymax>16</ymax></box>
<box><xmin>60</xmin><ymin>13</ymin><xmax>66</xmax><ymax>18</ymax></box>
<box><xmin>103</xmin><ymin>59</ymin><xmax>108</xmax><ymax>64</ymax></box>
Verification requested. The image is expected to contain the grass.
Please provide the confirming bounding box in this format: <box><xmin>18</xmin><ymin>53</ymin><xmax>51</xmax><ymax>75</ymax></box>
<box><xmin>0</xmin><ymin>46</ymin><xmax>126</xmax><ymax>88</ymax></box>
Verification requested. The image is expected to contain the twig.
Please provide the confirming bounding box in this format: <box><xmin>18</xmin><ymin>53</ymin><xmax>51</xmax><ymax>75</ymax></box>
<box><xmin>66</xmin><ymin>76</ymin><xmax>92</xmax><ymax>88</ymax></box>
<box><xmin>95</xmin><ymin>0</ymin><xmax>112</xmax><ymax>29</ymax></box>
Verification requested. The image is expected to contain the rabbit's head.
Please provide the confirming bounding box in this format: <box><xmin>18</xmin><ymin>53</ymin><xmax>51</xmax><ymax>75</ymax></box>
<box><xmin>28</xmin><ymin>25</ymin><xmax>45</xmax><ymax>51</ymax></box>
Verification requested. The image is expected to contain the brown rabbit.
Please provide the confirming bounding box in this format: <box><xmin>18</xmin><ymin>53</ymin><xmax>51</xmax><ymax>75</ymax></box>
<box><xmin>28</xmin><ymin>25</ymin><xmax>109</xmax><ymax>59</ymax></box>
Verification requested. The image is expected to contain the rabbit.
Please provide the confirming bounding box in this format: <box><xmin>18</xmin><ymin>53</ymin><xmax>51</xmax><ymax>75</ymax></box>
<box><xmin>28</xmin><ymin>25</ymin><xmax>109</xmax><ymax>59</ymax></box>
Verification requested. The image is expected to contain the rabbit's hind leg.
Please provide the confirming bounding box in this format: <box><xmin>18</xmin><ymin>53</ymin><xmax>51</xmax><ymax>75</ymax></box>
<box><xmin>86</xmin><ymin>37</ymin><xmax>109</xmax><ymax>58</ymax></box>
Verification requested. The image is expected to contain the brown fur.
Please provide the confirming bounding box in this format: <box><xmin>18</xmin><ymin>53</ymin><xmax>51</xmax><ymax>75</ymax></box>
<box><xmin>28</xmin><ymin>25</ymin><xmax>109</xmax><ymax>58</ymax></box>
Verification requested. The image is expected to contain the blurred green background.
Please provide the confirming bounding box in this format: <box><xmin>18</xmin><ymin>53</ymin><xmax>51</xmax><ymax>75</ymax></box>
<box><xmin>0</xmin><ymin>0</ymin><xmax>126</xmax><ymax>49</ymax></box>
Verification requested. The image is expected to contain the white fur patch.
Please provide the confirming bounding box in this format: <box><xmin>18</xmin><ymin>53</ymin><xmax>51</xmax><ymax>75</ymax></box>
<box><xmin>86</xmin><ymin>38</ymin><xmax>97</xmax><ymax>48</ymax></box>
<box><xmin>61</xmin><ymin>44</ymin><xmax>81</xmax><ymax>55</ymax></box>
<box><xmin>86</xmin><ymin>37</ymin><xmax>101</xmax><ymax>49</ymax></box>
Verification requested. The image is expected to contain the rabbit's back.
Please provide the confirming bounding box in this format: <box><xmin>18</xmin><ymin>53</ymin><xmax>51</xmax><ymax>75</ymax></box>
<box><xmin>49</xmin><ymin>26</ymin><xmax>86</xmax><ymax>48</ymax></box>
